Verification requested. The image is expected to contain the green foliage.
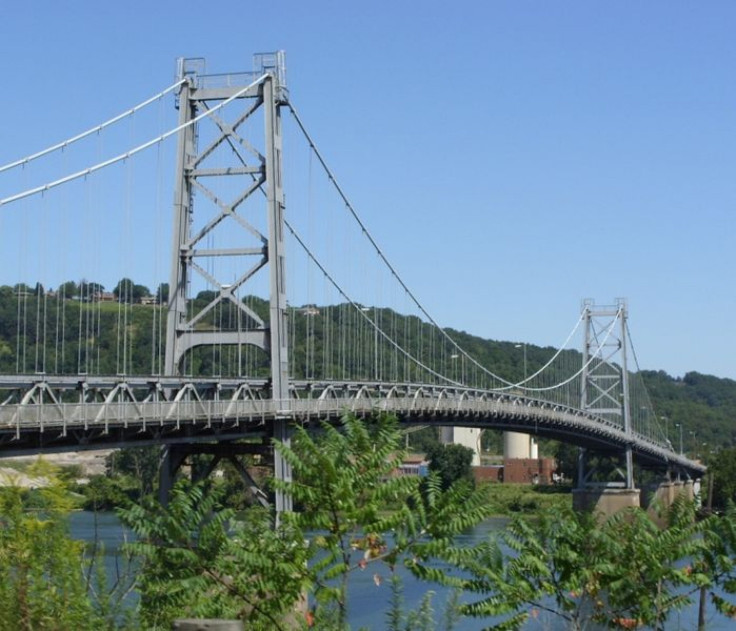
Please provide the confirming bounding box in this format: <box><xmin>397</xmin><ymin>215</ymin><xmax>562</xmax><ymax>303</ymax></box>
<box><xmin>405</xmin><ymin>426</ymin><xmax>441</xmax><ymax>454</ymax></box>
<box><xmin>484</xmin><ymin>483</ymin><xmax>571</xmax><ymax>515</ymax></box>
<box><xmin>106</xmin><ymin>446</ymin><xmax>160</xmax><ymax>499</ymax></box>
<box><xmin>431</xmin><ymin>500</ymin><xmax>735</xmax><ymax>631</ymax></box>
<box><xmin>112</xmin><ymin>278</ymin><xmax>150</xmax><ymax>304</ymax></box>
<box><xmin>642</xmin><ymin>369</ymin><xmax>736</xmax><ymax>452</ymax></box>
<box><xmin>0</xmin><ymin>460</ymin><xmax>116</xmax><ymax>630</ymax></box>
<box><xmin>386</xmin><ymin>574</ymin><xmax>446</xmax><ymax>631</ymax></box>
<box><xmin>273</xmin><ymin>412</ymin><xmax>493</xmax><ymax>629</ymax></box>
<box><xmin>116</xmin><ymin>412</ymin><xmax>491</xmax><ymax>630</ymax></box>
<box><xmin>425</xmin><ymin>443</ymin><xmax>474</xmax><ymax>489</ymax></box>
<box><xmin>704</xmin><ymin>446</ymin><xmax>736</xmax><ymax>511</ymax></box>
<box><xmin>155</xmin><ymin>282</ymin><xmax>169</xmax><ymax>304</ymax></box>
<box><xmin>9</xmin><ymin>422</ymin><xmax>736</xmax><ymax>631</ymax></box>
<box><xmin>81</xmin><ymin>474</ymin><xmax>135</xmax><ymax>511</ymax></box>
<box><xmin>690</xmin><ymin>505</ymin><xmax>736</xmax><ymax>622</ymax></box>
<box><xmin>118</xmin><ymin>481</ymin><xmax>309</xmax><ymax>630</ymax></box>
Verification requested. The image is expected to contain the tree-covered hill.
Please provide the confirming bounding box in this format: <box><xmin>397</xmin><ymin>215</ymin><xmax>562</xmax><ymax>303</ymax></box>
<box><xmin>0</xmin><ymin>282</ymin><xmax>733</xmax><ymax>452</ymax></box>
<box><xmin>640</xmin><ymin>369</ymin><xmax>736</xmax><ymax>455</ymax></box>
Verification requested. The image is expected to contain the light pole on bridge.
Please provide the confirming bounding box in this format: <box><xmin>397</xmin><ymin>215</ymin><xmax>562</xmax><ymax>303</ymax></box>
<box><xmin>661</xmin><ymin>415</ymin><xmax>668</xmax><ymax>444</ymax></box>
<box><xmin>514</xmin><ymin>343</ymin><xmax>527</xmax><ymax>386</ymax></box>
<box><xmin>675</xmin><ymin>422</ymin><xmax>684</xmax><ymax>455</ymax></box>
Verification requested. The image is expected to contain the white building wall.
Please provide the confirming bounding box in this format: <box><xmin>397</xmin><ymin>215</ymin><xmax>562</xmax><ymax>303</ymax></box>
<box><xmin>442</xmin><ymin>426</ymin><xmax>481</xmax><ymax>466</ymax></box>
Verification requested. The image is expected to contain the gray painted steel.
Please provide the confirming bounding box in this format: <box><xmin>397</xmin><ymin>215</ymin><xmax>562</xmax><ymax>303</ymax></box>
<box><xmin>580</xmin><ymin>300</ymin><xmax>636</xmax><ymax>489</ymax></box>
<box><xmin>0</xmin><ymin>377</ymin><xmax>705</xmax><ymax>478</ymax></box>
<box><xmin>162</xmin><ymin>55</ymin><xmax>292</xmax><ymax>510</ymax></box>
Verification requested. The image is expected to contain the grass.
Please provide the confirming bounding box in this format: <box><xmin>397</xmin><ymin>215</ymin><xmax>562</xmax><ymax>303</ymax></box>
<box><xmin>483</xmin><ymin>482</ymin><xmax>572</xmax><ymax>515</ymax></box>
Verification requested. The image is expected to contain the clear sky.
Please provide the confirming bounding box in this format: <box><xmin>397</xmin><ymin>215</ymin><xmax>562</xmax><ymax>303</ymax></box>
<box><xmin>0</xmin><ymin>1</ymin><xmax>734</xmax><ymax>380</ymax></box>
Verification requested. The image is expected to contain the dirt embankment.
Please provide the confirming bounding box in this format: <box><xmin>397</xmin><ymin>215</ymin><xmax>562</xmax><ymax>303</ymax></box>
<box><xmin>0</xmin><ymin>450</ymin><xmax>111</xmax><ymax>487</ymax></box>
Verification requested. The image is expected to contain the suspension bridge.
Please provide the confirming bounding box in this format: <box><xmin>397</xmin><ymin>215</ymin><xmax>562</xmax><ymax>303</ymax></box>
<box><xmin>0</xmin><ymin>53</ymin><xmax>704</xmax><ymax>510</ymax></box>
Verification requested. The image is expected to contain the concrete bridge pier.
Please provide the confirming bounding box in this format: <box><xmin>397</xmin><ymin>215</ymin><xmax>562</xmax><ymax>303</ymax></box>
<box><xmin>640</xmin><ymin>476</ymin><xmax>698</xmax><ymax>525</ymax></box>
<box><xmin>571</xmin><ymin>447</ymin><xmax>640</xmax><ymax>518</ymax></box>
<box><xmin>573</xmin><ymin>473</ymin><xmax>702</xmax><ymax>526</ymax></box>
<box><xmin>572</xmin><ymin>486</ymin><xmax>641</xmax><ymax>516</ymax></box>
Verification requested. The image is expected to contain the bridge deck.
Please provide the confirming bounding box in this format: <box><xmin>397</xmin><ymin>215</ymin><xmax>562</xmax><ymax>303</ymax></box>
<box><xmin>0</xmin><ymin>376</ymin><xmax>705</xmax><ymax>477</ymax></box>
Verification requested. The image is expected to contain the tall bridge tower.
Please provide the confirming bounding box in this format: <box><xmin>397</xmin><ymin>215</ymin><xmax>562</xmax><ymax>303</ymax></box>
<box><xmin>575</xmin><ymin>299</ymin><xmax>639</xmax><ymax>511</ymax></box>
<box><xmin>163</xmin><ymin>53</ymin><xmax>291</xmax><ymax>512</ymax></box>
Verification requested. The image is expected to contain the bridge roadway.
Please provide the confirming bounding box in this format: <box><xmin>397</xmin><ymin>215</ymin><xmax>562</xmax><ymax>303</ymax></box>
<box><xmin>0</xmin><ymin>375</ymin><xmax>704</xmax><ymax>477</ymax></box>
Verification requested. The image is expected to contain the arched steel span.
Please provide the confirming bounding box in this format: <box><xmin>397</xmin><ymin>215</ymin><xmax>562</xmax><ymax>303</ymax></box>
<box><xmin>0</xmin><ymin>375</ymin><xmax>704</xmax><ymax>478</ymax></box>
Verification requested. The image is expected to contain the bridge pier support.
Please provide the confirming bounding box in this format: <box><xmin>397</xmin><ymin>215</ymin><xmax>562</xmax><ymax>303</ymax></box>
<box><xmin>572</xmin><ymin>486</ymin><xmax>641</xmax><ymax>518</ymax></box>
<box><xmin>640</xmin><ymin>477</ymin><xmax>699</xmax><ymax>526</ymax></box>
<box><xmin>158</xmin><ymin>445</ymin><xmax>188</xmax><ymax>507</ymax></box>
<box><xmin>158</xmin><ymin>442</ymin><xmax>270</xmax><ymax>508</ymax></box>
<box><xmin>573</xmin><ymin>447</ymin><xmax>640</xmax><ymax>519</ymax></box>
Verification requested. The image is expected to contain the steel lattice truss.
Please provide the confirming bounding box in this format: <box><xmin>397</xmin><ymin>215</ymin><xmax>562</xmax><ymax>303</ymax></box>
<box><xmin>0</xmin><ymin>374</ymin><xmax>704</xmax><ymax>477</ymax></box>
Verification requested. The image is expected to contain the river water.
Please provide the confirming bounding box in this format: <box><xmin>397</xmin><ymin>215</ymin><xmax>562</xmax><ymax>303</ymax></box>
<box><xmin>68</xmin><ymin>512</ymin><xmax>730</xmax><ymax>630</ymax></box>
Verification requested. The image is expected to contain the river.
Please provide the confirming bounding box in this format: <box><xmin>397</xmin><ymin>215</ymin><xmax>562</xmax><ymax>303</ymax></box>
<box><xmin>68</xmin><ymin>512</ymin><xmax>730</xmax><ymax>630</ymax></box>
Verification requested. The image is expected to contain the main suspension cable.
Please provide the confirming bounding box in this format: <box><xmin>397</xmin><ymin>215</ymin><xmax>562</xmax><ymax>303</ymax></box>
<box><xmin>0</xmin><ymin>74</ymin><xmax>269</xmax><ymax>207</ymax></box>
<box><xmin>0</xmin><ymin>79</ymin><xmax>187</xmax><ymax>174</ymax></box>
<box><xmin>288</xmin><ymin>101</ymin><xmax>586</xmax><ymax>390</ymax></box>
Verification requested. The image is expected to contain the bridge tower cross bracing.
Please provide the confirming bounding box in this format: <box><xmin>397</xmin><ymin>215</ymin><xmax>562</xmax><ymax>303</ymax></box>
<box><xmin>164</xmin><ymin>53</ymin><xmax>292</xmax><ymax>512</ymax></box>
<box><xmin>579</xmin><ymin>298</ymin><xmax>635</xmax><ymax>490</ymax></box>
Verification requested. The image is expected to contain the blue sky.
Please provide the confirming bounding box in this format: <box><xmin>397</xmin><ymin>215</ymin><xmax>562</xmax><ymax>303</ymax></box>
<box><xmin>0</xmin><ymin>1</ymin><xmax>734</xmax><ymax>380</ymax></box>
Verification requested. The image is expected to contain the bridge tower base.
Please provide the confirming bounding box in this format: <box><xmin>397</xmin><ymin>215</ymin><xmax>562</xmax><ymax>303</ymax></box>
<box><xmin>158</xmin><ymin>443</ymin><xmax>270</xmax><ymax>508</ymax></box>
<box><xmin>572</xmin><ymin>487</ymin><xmax>641</xmax><ymax>519</ymax></box>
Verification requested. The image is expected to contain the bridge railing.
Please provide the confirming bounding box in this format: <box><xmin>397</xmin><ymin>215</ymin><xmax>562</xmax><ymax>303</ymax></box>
<box><xmin>0</xmin><ymin>387</ymin><xmax>705</xmax><ymax>475</ymax></box>
<box><xmin>0</xmin><ymin>393</ymin><xmax>663</xmax><ymax>449</ymax></box>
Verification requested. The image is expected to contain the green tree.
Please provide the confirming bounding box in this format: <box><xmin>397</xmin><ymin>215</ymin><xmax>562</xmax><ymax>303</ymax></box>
<box><xmin>425</xmin><ymin>442</ymin><xmax>474</xmax><ymax>489</ymax></box>
<box><xmin>118</xmin><ymin>483</ymin><xmax>308</xmax><ymax>630</ymax></box>
<box><xmin>701</xmin><ymin>505</ymin><xmax>736</xmax><ymax>619</ymax></box>
<box><xmin>58</xmin><ymin>280</ymin><xmax>78</xmax><ymax>298</ymax></box>
<box><xmin>120</xmin><ymin>413</ymin><xmax>491</xmax><ymax>629</ymax></box>
<box><xmin>439</xmin><ymin>501</ymin><xmax>718</xmax><ymax>631</ymax></box>
<box><xmin>155</xmin><ymin>282</ymin><xmax>169</xmax><ymax>304</ymax></box>
<box><xmin>113</xmin><ymin>278</ymin><xmax>150</xmax><ymax>304</ymax></box>
<box><xmin>106</xmin><ymin>446</ymin><xmax>160</xmax><ymax>498</ymax></box>
<box><xmin>705</xmin><ymin>446</ymin><xmax>736</xmax><ymax>511</ymax></box>
<box><xmin>0</xmin><ymin>461</ymin><xmax>102</xmax><ymax>630</ymax></box>
<box><xmin>274</xmin><ymin>413</ymin><xmax>491</xmax><ymax>628</ymax></box>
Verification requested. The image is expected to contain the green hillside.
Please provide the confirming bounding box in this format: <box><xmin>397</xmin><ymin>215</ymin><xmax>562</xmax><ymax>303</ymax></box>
<box><xmin>0</xmin><ymin>283</ymin><xmax>732</xmax><ymax>453</ymax></box>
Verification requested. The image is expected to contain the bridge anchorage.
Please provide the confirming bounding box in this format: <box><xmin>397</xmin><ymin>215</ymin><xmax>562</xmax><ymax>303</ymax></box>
<box><xmin>0</xmin><ymin>53</ymin><xmax>703</xmax><ymax>517</ymax></box>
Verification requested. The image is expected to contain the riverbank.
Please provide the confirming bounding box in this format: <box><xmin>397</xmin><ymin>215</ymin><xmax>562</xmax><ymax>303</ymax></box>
<box><xmin>1</xmin><ymin>454</ymin><xmax>572</xmax><ymax>517</ymax></box>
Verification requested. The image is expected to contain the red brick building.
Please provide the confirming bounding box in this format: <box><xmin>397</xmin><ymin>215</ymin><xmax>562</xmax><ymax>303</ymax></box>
<box><xmin>502</xmin><ymin>457</ymin><xmax>556</xmax><ymax>484</ymax></box>
<box><xmin>472</xmin><ymin>457</ymin><xmax>557</xmax><ymax>485</ymax></box>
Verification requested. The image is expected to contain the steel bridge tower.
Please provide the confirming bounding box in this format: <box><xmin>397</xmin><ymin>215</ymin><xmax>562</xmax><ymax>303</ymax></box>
<box><xmin>578</xmin><ymin>298</ymin><xmax>635</xmax><ymax>492</ymax></box>
<box><xmin>163</xmin><ymin>53</ymin><xmax>291</xmax><ymax>512</ymax></box>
